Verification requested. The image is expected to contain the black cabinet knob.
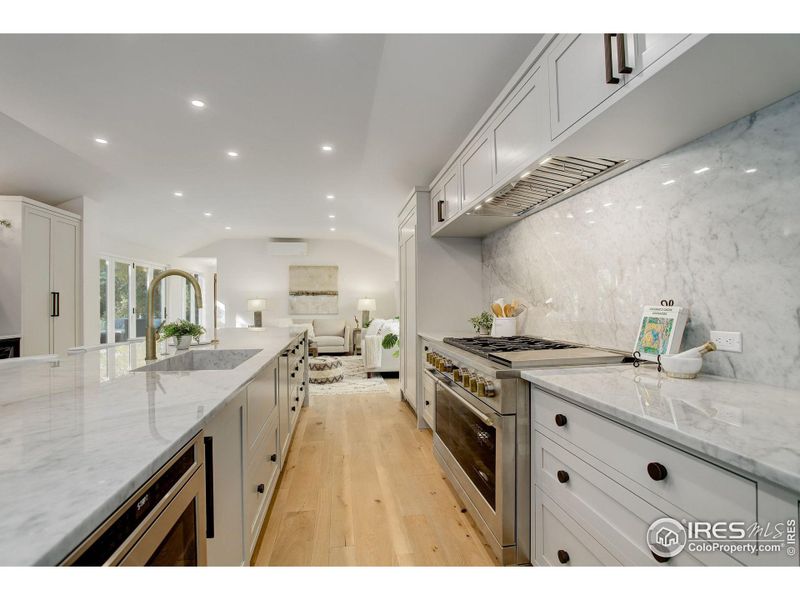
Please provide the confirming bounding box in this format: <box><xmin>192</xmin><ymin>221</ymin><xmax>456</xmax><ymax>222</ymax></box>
<box><xmin>647</xmin><ymin>462</ymin><xmax>668</xmax><ymax>481</ymax></box>
<box><xmin>424</xmin><ymin>346</ymin><xmax>429</xmax><ymax>351</ymax></box>
<box><xmin>257</xmin><ymin>483</ymin><xmax>265</xmax><ymax>494</ymax></box>
<box><xmin>554</xmin><ymin>413</ymin><xmax>568</xmax><ymax>427</ymax></box>
<box><xmin>291</xmin><ymin>372</ymin><xmax>296</xmax><ymax>378</ymax></box>
<box><xmin>556</xmin><ymin>470</ymin><xmax>570</xmax><ymax>484</ymax></box>
<box><xmin>291</xmin><ymin>406</ymin><xmax>296</xmax><ymax>412</ymax></box>
<box><xmin>425</xmin><ymin>400</ymin><xmax>430</xmax><ymax>406</ymax></box>
<box><xmin>270</xmin><ymin>453</ymin><xmax>277</xmax><ymax>462</ymax></box>
<box><xmin>557</xmin><ymin>549</ymin><xmax>570</xmax><ymax>564</ymax></box>
<box><xmin>652</xmin><ymin>551</ymin><xmax>670</xmax><ymax>563</ymax></box>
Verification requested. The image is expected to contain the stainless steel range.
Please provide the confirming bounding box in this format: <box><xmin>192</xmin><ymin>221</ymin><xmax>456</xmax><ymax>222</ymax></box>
<box><xmin>423</xmin><ymin>335</ymin><xmax>626</xmax><ymax>565</ymax></box>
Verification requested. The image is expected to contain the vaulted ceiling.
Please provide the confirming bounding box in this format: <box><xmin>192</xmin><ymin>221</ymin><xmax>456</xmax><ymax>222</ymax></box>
<box><xmin>0</xmin><ymin>34</ymin><xmax>541</xmax><ymax>256</ymax></box>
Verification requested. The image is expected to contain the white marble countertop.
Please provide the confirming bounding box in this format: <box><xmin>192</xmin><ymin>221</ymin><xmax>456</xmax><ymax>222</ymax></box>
<box><xmin>522</xmin><ymin>364</ymin><xmax>800</xmax><ymax>494</ymax></box>
<box><xmin>0</xmin><ymin>327</ymin><xmax>302</xmax><ymax>565</ymax></box>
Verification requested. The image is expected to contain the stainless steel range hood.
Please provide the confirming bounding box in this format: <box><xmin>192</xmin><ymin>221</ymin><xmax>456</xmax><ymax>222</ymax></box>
<box><xmin>468</xmin><ymin>156</ymin><xmax>641</xmax><ymax>218</ymax></box>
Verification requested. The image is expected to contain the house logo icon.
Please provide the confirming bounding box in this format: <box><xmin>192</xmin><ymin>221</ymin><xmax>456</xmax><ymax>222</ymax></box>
<box><xmin>647</xmin><ymin>517</ymin><xmax>688</xmax><ymax>559</ymax></box>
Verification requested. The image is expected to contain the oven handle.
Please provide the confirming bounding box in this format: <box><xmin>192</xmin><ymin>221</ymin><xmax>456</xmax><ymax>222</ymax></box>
<box><xmin>434</xmin><ymin>371</ymin><xmax>495</xmax><ymax>428</ymax></box>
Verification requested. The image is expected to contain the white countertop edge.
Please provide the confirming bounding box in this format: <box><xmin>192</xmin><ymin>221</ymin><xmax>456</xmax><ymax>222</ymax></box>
<box><xmin>521</xmin><ymin>369</ymin><xmax>800</xmax><ymax>496</ymax></box>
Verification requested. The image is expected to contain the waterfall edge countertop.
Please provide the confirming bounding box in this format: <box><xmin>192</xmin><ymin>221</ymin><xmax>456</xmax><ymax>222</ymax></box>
<box><xmin>0</xmin><ymin>328</ymin><xmax>303</xmax><ymax>566</ymax></box>
<box><xmin>522</xmin><ymin>364</ymin><xmax>800</xmax><ymax>495</ymax></box>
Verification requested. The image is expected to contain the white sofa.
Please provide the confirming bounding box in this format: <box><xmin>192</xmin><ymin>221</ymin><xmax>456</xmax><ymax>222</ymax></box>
<box><xmin>362</xmin><ymin>318</ymin><xmax>400</xmax><ymax>376</ymax></box>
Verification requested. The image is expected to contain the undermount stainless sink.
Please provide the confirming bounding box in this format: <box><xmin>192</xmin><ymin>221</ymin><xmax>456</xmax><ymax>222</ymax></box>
<box><xmin>133</xmin><ymin>348</ymin><xmax>262</xmax><ymax>372</ymax></box>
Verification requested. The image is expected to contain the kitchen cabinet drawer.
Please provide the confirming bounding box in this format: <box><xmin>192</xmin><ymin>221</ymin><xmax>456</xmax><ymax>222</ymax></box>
<box><xmin>548</xmin><ymin>33</ymin><xmax>627</xmax><ymax>139</ymax></box>
<box><xmin>245</xmin><ymin>413</ymin><xmax>280</xmax><ymax>557</ymax></box>
<box><xmin>461</xmin><ymin>132</ymin><xmax>494</xmax><ymax>209</ymax></box>
<box><xmin>491</xmin><ymin>63</ymin><xmax>550</xmax><ymax>181</ymax></box>
<box><xmin>535</xmin><ymin>487</ymin><xmax>620</xmax><ymax>566</ymax></box>
<box><xmin>535</xmin><ymin>432</ymin><xmax>741</xmax><ymax>566</ymax></box>
<box><xmin>245</xmin><ymin>361</ymin><xmax>278</xmax><ymax>455</ymax></box>
<box><xmin>533</xmin><ymin>387</ymin><xmax>757</xmax><ymax>525</ymax></box>
<box><xmin>422</xmin><ymin>371</ymin><xmax>436</xmax><ymax>429</ymax></box>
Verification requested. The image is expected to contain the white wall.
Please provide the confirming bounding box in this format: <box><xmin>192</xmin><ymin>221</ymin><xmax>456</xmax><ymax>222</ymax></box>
<box><xmin>193</xmin><ymin>238</ymin><xmax>397</xmax><ymax>329</ymax></box>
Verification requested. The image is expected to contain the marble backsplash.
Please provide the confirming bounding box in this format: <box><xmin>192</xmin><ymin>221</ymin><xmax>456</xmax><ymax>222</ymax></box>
<box><xmin>483</xmin><ymin>91</ymin><xmax>800</xmax><ymax>389</ymax></box>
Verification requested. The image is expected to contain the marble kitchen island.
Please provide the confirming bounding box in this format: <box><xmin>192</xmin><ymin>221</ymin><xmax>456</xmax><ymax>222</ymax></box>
<box><xmin>0</xmin><ymin>327</ymin><xmax>305</xmax><ymax>565</ymax></box>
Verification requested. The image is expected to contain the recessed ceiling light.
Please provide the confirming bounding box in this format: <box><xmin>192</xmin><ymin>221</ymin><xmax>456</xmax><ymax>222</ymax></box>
<box><xmin>635</xmin><ymin>205</ymin><xmax>643</xmax><ymax>210</ymax></box>
<box><xmin>94</xmin><ymin>137</ymin><xmax>108</xmax><ymax>145</ymax></box>
<box><xmin>174</xmin><ymin>191</ymin><xmax>184</xmax><ymax>197</ymax></box>
<box><xmin>224</xmin><ymin>226</ymin><xmax>231</xmax><ymax>230</ymax></box>
<box><xmin>662</xmin><ymin>179</ymin><xmax>676</xmax><ymax>186</ymax></box>
<box><xmin>321</xmin><ymin>145</ymin><xmax>334</xmax><ymax>152</ymax></box>
<box><xmin>566</xmin><ymin>213</ymin><xmax>574</xmax><ymax>219</ymax></box>
<box><xmin>190</xmin><ymin>99</ymin><xmax>206</xmax><ymax>108</ymax></box>
<box><xmin>329</xmin><ymin>227</ymin><xmax>336</xmax><ymax>232</ymax></box>
<box><xmin>585</xmin><ymin>208</ymin><xmax>594</xmax><ymax>214</ymax></box>
<box><xmin>326</xmin><ymin>194</ymin><xmax>335</xmax><ymax>200</ymax></box>
<box><xmin>745</xmin><ymin>168</ymin><xmax>758</xmax><ymax>174</ymax></box>
<box><xmin>328</xmin><ymin>214</ymin><xmax>335</xmax><ymax>219</ymax></box>
<box><xmin>603</xmin><ymin>202</ymin><xmax>613</xmax><ymax>207</ymax></box>
<box><xmin>227</xmin><ymin>150</ymin><xmax>239</xmax><ymax>157</ymax></box>
<box><xmin>693</xmin><ymin>167</ymin><xmax>710</xmax><ymax>174</ymax></box>
<box><xmin>203</xmin><ymin>212</ymin><xmax>212</xmax><ymax>217</ymax></box>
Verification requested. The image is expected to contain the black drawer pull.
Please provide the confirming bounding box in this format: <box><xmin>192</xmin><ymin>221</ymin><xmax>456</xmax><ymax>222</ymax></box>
<box><xmin>291</xmin><ymin>406</ymin><xmax>296</xmax><ymax>412</ymax></box>
<box><xmin>291</xmin><ymin>372</ymin><xmax>296</xmax><ymax>378</ymax></box>
<box><xmin>557</xmin><ymin>549</ymin><xmax>570</xmax><ymax>564</ymax></box>
<box><xmin>652</xmin><ymin>551</ymin><xmax>670</xmax><ymax>563</ymax></box>
<box><xmin>257</xmin><ymin>483</ymin><xmax>265</xmax><ymax>494</ymax></box>
<box><xmin>437</xmin><ymin>199</ymin><xmax>445</xmax><ymax>222</ymax></box>
<box><xmin>554</xmin><ymin>413</ymin><xmax>568</xmax><ymax>427</ymax></box>
<box><xmin>556</xmin><ymin>470</ymin><xmax>570</xmax><ymax>484</ymax></box>
<box><xmin>270</xmin><ymin>453</ymin><xmax>277</xmax><ymax>462</ymax></box>
<box><xmin>616</xmin><ymin>33</ymin><xmax>632</xmax><ymax>74</ymax></box>
<box><xmin>647</xmin><ymin>462</ymin><xmax>668</xmax><ymax>481</ymax></box>
<box><xmin>425</xmin><ymin>400</ymin><xmax>430</xmax><ymax>406</ymax></box>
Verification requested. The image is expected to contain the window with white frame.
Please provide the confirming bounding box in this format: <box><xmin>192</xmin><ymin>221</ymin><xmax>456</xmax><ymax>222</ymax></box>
<box><xmin>184</xmin><ymin>273</ymin><xmax>204</xmax><ymax>325</ymax></box>
<box><xmin>99</xmin><ymin>256</ymin><xmax>168</xmax><ymax>344</ymax></box>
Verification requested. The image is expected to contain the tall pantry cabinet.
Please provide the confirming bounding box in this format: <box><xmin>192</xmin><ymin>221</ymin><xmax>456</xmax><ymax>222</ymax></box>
<box><xmin>0</xmin><ymin>196</ymin><xmax>81</xmax><ymax>356</ymax></box>
<box><xmin>397</xmin><ymin>188</ymin><xmax>483</xmax><ymax>428</ymax></box>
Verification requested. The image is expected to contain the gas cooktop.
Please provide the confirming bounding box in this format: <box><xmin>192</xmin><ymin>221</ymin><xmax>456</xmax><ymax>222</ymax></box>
<box><xmin>442</xmin><ymin>335</ymin><xmax>626</xmax><ymax>369</ymax></box>
<box><xmin>442</xmin><ymin>335</ymin><xmax>579</xmax><ymax>358</ymax></box>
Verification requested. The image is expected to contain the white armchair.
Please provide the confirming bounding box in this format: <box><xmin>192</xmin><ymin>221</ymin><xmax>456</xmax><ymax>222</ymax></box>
<box><xmin>362</xmin><ymin>318</ymin><xmax>400</xmax><ymax>375</ymax></box>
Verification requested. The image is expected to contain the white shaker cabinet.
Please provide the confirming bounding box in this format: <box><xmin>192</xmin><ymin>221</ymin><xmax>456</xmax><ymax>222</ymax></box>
<box><xmin>204</xmin><ymin>389</ymin><xmax>246</xmax><ymax>566</ymax></box>
<box><xmin>442</xmin><ymin>166</ymin><xmax>461</xmax><ymax>224</ymax></box>
<box><xmin>398</xmin><ymin>207</ymin><xmax>417</xmax><ymax>412</ymax></box>
<box><xmin>461</xmin><ymin>132</ymin><xmax>494</xmax><ymax>208</ymax></box>
<box><xmin>631</xmin><ymin>33</ymin><xmax>689</xmax><ymax>76</ymax></box>
<box><xmin>492</xmin><ymin>63</ymin><xmax>551</xmax><ymax>182</ymax></box>
<box><xmin>0</xmin><ymin>197</ymin><xmax>81</xmax><ymax>357</ymax></box>
<box><xmin>548</xmin><ymin>33</ymin><xmax>630</xmax><ymax>140</ymax></box>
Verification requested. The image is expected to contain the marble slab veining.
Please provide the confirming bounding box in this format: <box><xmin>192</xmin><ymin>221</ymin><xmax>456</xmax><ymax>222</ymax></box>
<box><xmin>522</xmin><ymin>365</ymin><xmax>800</xmax><ymax>495</ymax></box>
<box><xmin>484</xmin><ymin>91</ymin><xmax>800</xmax><ymax>390</ymax></box>
<box><xmin>0</xmin><ymin>327</ymin><xmax>302</xmax><ymax>566</ymax></box>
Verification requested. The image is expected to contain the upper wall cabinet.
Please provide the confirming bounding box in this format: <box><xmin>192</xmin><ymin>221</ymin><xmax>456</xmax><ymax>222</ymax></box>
<box><xmin>431</xmin><ymin>164</ymin><xmax>461</xmax><ymax>231</ymax></box>
<box><xmin>631</xmin><ymin>34</ymin><xmax>688</xmax><ymax>75</ymax></box>
<box><xmin>548</xmin><ymin>34</ymin><xmax>629</xmax><ymax>140</ymax></box>
<box><xmin>461</xmin><ymin>132</ymin><xmax>494</xmax><ymax>208</ymax></box>
<box><xmin>492</xmin><ymin>64</ymin><xmax>550</xmax><ymax>182</ymax></box>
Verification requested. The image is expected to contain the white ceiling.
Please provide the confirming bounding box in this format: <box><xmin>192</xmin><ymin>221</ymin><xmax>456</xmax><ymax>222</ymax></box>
<box><xmin>0</xmin><ymin>34</ymin><xmax>541</xmax><ymax>257</ymax></box>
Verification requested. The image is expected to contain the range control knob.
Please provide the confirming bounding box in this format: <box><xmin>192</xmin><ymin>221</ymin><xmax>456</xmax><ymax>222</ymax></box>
<box><xmin>470</xmin><ymin>377</ymin><xmax>480</xmax><ymax>394</ymax></box>
<box><xmin>443</xmin><ymin>360</ymin><xmax>454</xmax><ymax>373</ymax></box>
<box><xmin>453</xmin><ymin>368</ymin><xmax>463</xmax><ymax>383</ymax></box>
<box><xmin>462</xmin><ymin>371</ymin><xmax>472</xmax><ymax>388</ymax></box>
<box><xmin>476</xmin><ymin>378</ymin><xmax>486</xmax><ymax>396</ymax></box>
<box><xmin>483</xmin><ymin>380</ymin><xmax>496</xmax><ymax>398</ymax></box>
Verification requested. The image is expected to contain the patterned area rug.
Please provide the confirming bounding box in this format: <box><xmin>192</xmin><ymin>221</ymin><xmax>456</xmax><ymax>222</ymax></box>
<box><xmin>308</xmin><ymin>355</ymin><xmax>390</xmax><ymax>396</ymax></box>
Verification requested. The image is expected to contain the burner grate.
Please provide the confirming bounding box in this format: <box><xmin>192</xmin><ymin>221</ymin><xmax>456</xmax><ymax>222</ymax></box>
<box><xmin>442</xmin><ymin>335</ymin><xmax>579</xmax><ymax>359</ymax></box>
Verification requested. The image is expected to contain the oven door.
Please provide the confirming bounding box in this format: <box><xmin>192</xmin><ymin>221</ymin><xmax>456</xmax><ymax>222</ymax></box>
<box><xmin>119</xmin><ymin>465</ymin><xmax>207</xmax><ymax>566</ymax></box>
<box><xmin>432</xmin><ymin>373</ymin><xmax>515</xmax><ymax>548</ymax></box>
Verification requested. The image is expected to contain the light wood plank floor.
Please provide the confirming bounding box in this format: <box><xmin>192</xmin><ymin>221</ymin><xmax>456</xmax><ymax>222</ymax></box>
<box><xmin>252</xmin><ymin>378</ymin><xmax>497</xmax><ymax>566</ymax></box>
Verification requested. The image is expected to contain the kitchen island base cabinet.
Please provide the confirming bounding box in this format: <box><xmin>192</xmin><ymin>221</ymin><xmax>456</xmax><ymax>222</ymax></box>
<box><xmin>203</xmin><ymin>390</ymin><xmax>246</xmax><ymax>566</ymax></box>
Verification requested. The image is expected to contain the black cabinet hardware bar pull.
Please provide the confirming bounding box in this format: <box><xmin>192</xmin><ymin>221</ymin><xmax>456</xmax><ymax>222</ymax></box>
<box><xmin>604</xmin><ymin>34</ymin><xmax>620</xmax><ymax>84</ymax></box>
<box><xmin>50</xmin><ymin>292</ymin><xmax>57</xmax><ymax>317</ymax></box>
<box><xmin>55</xmin><ymin>292</ymin><xmax>60</xmax><ymax>317</ymax></box>
<box><xmin>203</xmin><ymin>437</ymin><xmax>215</xmax><ymax>538</ymax></box>
<box><xmin>437</xmin><ymin>200</ymin><xmax>445</xmax><ymax>222</ymax></box>
<box><xmin>616</xmin><ymin>33</ymin><xmax>632</xmax><ymax>74</ymax></box>
<box><xmin>257</xmin><ymin>483</ymin><xmax>265</xmax><ymax>494</ymax></box>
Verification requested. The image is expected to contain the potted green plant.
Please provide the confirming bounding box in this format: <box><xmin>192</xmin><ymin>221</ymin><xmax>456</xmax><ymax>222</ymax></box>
<box><xmin>159</xmin><ymin>319</ymin><xmax>206</xmax><ymax>350</ymax></box>
<box><xmin>469</xmin><ymin>311</ymin><xmax>494</xmax><ymax>335</ymax></box>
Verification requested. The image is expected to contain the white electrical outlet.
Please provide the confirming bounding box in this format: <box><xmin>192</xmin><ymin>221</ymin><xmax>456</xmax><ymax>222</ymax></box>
<box><xmin>710</xmin><ymin>330</ymin><xmax>743</xmax><ymax>352</ymax></box>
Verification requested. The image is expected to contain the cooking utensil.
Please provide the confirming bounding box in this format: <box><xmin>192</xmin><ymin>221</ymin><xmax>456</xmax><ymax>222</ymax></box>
<box><xmin>503</xmin><ymin>304</ymin><xmax>514</xmax><ymax>317</ymax></box>
<box><xmin>491</xmin><ymin>303</ymin><xmax>504</xmax><ymax>318</ymax></box>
